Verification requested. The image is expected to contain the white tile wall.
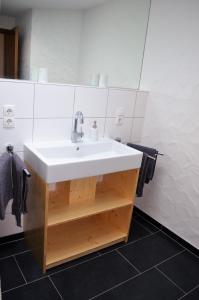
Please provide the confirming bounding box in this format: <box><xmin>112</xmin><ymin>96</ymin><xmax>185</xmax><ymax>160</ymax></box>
<box><xmin>107</xmin><ymin>89</ymin><xmax>136</xmax><ymax>117</ymax></box>
<box><xmin>134</xmin><ymin>91</ymin><xmax>148</xmax><ymax>117</ymax></box>
<box><xmin>0</xmin><ymin>81</ymin><xmax>34</xmax><ymax>118</ymax></box>
<box><xmin>0</xmin><ymin>80</ymin><xmax>148</xmax><ymax>237</ymax></box>
<box><xmin>74</xmin><ymin>87</ymin><xmax>108</xmax><ymax>117</ymax></box>
<box><xmin>105</xmin><ymin>118</ymin><xmax>133</xmax><ymax>143</ymax></box>
<box><xmin>34</xmin><ymin>84</ymin><xmax>75</xmax><ymax>118</ymax></box>
<box><xmin>33</xmin><ymin>118</ymin><xmax>72</xmax><ymax>142</ymax></box>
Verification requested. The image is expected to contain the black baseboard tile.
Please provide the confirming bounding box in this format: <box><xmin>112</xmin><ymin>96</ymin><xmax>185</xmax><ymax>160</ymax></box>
<box><xmin>133</xmin><ymin>206</ymin><xmax>162</xmax><ymax>230</ymax></box>
<box><xmin>162</xmin><ymin>226</ymin><xmax>199</xmax><ymax>257</ymax></box>
<box><xmin>0</xmin><ymin>232</ymin><xmax>25</xmax><ymax>245</ymax></box>
<box><xmin>134</xmin><ymin>206</ymin><xmax>199</xmax><ymax>257</ymax></box>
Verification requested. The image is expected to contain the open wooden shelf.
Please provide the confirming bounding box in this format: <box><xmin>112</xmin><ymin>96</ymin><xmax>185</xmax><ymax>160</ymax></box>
<box><xmin>48</xmin><ymin>189</ymin><xmax>132</xmax><ymax>227</ymax></box>
<box><xmin>46</xmin><ymin>213</ymin><xmax>127</xmax><ymax>268</ymax></box>
<box><xmin>24</xmin><ymin>165</ymin><xmax>139</xmax><ymax>272</ymax></box>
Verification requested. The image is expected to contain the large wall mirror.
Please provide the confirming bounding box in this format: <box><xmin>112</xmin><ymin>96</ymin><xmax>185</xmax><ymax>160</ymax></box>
<box><xmin>0</xmin><ymin>0</ymin><xmax>150</xmax><ymax>89</ymax></box>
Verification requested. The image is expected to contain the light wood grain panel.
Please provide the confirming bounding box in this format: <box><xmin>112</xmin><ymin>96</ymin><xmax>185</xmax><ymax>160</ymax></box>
<box><xmin>69</xmin><ymin>177</ymin><xmax>96</xmax><ymax>205</ymax></box>
<box><xmin>24</xmin><ymin>162</ymin><xmax>48</xmax><ymax>273</ymax></box>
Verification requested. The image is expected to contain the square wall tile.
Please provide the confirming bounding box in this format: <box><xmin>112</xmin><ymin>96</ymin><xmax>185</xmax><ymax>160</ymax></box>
<box><xmin>74</xmin><ymin>87</ymin><xmax>108</xmax><ymax>117</ymax></box>
<box><xmin>34</xmin><ymin>84</ymin><xmax>75</xmax><ymax>118</ymax></box>
<box><xmin>134</xmin><ymin>91</ymin><xmax>148</xmax><ymax>117</ymax></box>
<box><xmin>0</xmin><ymin>119</ymin><xmax>33</xmax><ymax>152</ymax></box>
<box><xmin>107</xmin><ymin>89</ymin><xmax>136</xmax><ymax>117</ymax></box>
<box><xmin>82</xmin><ymin>118</ymin><xmax>105</xmax><ymax>140</ymax></box>
<box><xmin>0</xmin><ymin>81</ymin><xmax>34</xmax><ymax>118</ymax></box>
<box><xmin>33</xmin><ymin>118</ymin><xmax>72</xmax><ymax>142</ymax></box>
<box><xmin>104</xmin><ymin>118</ymin><xmax>133</xmax><ymax>143</ymax></box>
<box><xmin>131</xmin><ymin>118</ymin><xmax>144</xmax><ymax>143</ymax></box>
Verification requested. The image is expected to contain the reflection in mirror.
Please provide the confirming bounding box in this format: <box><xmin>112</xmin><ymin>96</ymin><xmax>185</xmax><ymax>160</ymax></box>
<box><xmin>0</xmin><ymin>0</ymin><xmax>150</xmax><ymax>88</ymax></box>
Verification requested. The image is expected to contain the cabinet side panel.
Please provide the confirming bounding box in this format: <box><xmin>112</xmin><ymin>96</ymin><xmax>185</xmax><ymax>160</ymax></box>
<box><xmin>24</xmin><ymin>162</ymin><xmax>47</xmax><ymax>272</ymax></box>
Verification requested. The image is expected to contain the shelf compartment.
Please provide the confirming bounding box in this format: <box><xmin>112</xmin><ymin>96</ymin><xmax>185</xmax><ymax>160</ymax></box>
<box><xmin>48</xmin><ymin>190</ymin><xmax>132</xmax><ymax>227</ymax></box>
<box><xmin>46</xmin><ymin>207</ymin><xmax>131</xmax><ymax>269</ymax></box>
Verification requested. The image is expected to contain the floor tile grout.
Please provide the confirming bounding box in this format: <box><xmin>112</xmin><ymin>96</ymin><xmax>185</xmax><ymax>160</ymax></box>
<box><xmin>0</xmin><ymin>237</ymin><xmax>25</xmax><ymax>247</ymax></box>
<box><xmin>2</xmin><ymin>276</ymin><xmax>47</xmax><ymax>294</ymax></box>
<box><xmin>116</xmin><ymin>249</ymin><xmax>141</xmax><ymax>274</ymax></box>
<box><xmin>155</xmin><ymin>267</ymin><xmax>186</xmax><ymax>295</ymax></box>
<box><xmin>135</xmin><ymin>211</ymin><xmax>199</xmax><ymax>259</ymax></box>
<box><xmin>48</xmin><ymin>276</ymin><xmax>64</xmax><ymax>300</ymax></box>
<box><xmin>13</xmin><ymin>255</ymin><xmax>27</xmax><ymax>284</ymax></box>
<box><xmin>161</xmin><ymin>230</ymin><xmax>199</xmax><ymax>259</ymax></box>
<box><xmin>0</xmin><ymin>249</ymin><xmax>31</xmax><ymax>261</ymax></box>
<box><xmin>178</xmin><ymin>283</ymin><xmax>199</xmax><ymax>299</ymax></box>
<box><xmin>134</xmin><ymin>211</ymin><xmax>161</xmax><ymax>231</ymax></box>
<box><xmin>133</xmin><ymin>218</ymin><xmax>157</xmax><ymax>234</ymax></box>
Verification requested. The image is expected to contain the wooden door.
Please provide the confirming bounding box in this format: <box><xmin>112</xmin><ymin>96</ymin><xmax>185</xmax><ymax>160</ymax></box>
<box><xmin>0</xmin><ymin>33</ymin><xmax>4</xmax><ymax>77</ymax></box>
<box><xmin>0</xmin><ymin>27</ymin><xmax>19</xmax><ymax>79</ymax></box>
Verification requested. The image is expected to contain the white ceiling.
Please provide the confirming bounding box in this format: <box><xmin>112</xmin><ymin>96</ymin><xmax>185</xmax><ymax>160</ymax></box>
<box><xmin>2</xmin><ymin>0</ymin><xmax>109</xmax><ymax>15</ymax></box>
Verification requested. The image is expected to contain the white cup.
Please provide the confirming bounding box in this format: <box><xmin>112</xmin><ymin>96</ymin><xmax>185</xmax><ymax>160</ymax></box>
<box><xmin>99</xmin><ymin>74</ymin><xmax>108</xmax><ymax>88</ymax></box>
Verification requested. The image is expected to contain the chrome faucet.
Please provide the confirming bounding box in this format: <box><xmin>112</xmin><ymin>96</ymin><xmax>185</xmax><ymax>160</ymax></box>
<box><xmin>71</xmin><ymin>111</ymin><xmax>84</xmax><ymax>143</ymax></box>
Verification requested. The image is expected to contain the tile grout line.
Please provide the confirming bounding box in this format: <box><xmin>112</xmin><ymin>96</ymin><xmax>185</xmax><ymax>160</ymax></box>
<box><xmin>13</xmin><ymin>255</ymin><xmax>27</xmax><ymax>284</ymax></box>
<box><xmin>155</xmin><ymin>267</ymin><xmax>186</xmax><ymax>295</ymax></box>
<box><xmin>141</xmin><ymin>250</ymin><xmax>186</xmax><ymax>274</ymax></box>
<box><xmin>135</xmin><ymin>211</ymin><xmax>199</xmax><ymax>258</ymax></box>
<box><xmin>178</xmin><ymin>283</ymin><xmax>199</xmax><ymax>299</ymax></box>
<box><xmin>48</xmin><ymin>276</ymin><xmax>64</xmax><ymax>300</ymax></box>
<box><xmin>32</xmin><ymin>83</ymin><xmax>36</xmax><ymax>142</ymax></box>
<box><xmin>89</xmin><ymin>273</ymin><xmax>140</xmax><ymax>300</ymax></box>
<box><xmin>0</xmin><ymin>249</ymin><xmax>31</xmax><ymax>261</ymax></box>
<box><xmin>134</xmin><ymin>211</ymin><xmax>162</xmax><ymax>231</ymax></box>
<box><xmin>133</xmin><ymin>218</ymin><xmax>154</xmax><ymax>234</ymax></box>
<box><xmin>2</xmin><ymin>276</ymin><xmax>47</xmax><ymax>294</ymax></box>
<box><xmin>116</xmin><ymin>249</ymin><xmax>141</xmax><ymax>274</ymax></box>
<box><xmin>98</xmin><ymin>231</ymin><xmax>160</xmax><ymax>257</ymax></box>
<box><xmin>44</xmin><ymin>253</ymin><xmax>101</xmax><ymax>277</ymax></box>
<box><xmin>161</xmin><ymin>230</ymin><xmax>199</xmax><ymax>259</ymax></box>
<box><xmin>0</xmin><ymin>237</ymin><xmax>25</xmax><ymax>247</ymax></box>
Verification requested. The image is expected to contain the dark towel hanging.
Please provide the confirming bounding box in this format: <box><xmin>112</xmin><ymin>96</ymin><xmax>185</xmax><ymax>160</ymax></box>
<box><xmin>0</xmin><ymin>153</ymin><xmax>13</xmax><ymax>220</ymax></box>
<box><xmin>11</xmin><ymin>154</ymin><xmax>29</xmax><ymax>227</ymax></box>
<box><xmin>127</xmin><ymin>143</ymin><xmax>159</xmax><ymax>197</ymax></box>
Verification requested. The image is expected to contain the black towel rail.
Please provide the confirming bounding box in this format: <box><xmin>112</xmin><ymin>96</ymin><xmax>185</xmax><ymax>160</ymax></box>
<box><xmin>6</xmin><ymin>144</ymin><xmax>31</xmax><ymax>178</ymax></box>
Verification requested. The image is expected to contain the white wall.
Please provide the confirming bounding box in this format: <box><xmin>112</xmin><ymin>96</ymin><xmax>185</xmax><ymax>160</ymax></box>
<box><xmin>78</xmin><ymin>0</ymin><xmax>150</xmax><ymax>88</ymax></box>
<box><xmin>30</xmin><ymin>8</ymin><xmax>83</xmax><ymax>84</ymax></box>
<box><xmin>0</xmin><ymin>79</ymin><xmax>147</xmax><ymax>236</ymax></box>
<box><xmin>0</xmin><ymin>15</ymin><xmax>15</xmax><ymax>29</ymax></box>
<box><xmin>137</xmin><ymin>0</ymin><xmax>199</xmax><ymax>249</ymax></box>
<box><xmin>16</xmin><ymin>10</ymin><xmax>33</xmax><ymax>80</ymax></box>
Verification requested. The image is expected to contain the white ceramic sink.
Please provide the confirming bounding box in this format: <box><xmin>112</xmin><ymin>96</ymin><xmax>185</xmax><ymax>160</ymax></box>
<box><xmin>24</xmin><ymin>138</ymin><xmax>142</xmax><ymax>183</ymax></box>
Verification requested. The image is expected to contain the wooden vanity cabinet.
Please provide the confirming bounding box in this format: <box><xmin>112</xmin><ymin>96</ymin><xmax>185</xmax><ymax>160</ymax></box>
<box><xmin>24</xmin><ymin>166</ymin><xmax>139</xmax><ymax>273</ymax></box>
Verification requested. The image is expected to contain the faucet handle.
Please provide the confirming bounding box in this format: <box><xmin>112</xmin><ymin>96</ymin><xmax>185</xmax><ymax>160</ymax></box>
<box><xmin>80</xmin><ymin>126</ymin><xmax>84</xmax><ymax>138</ymax></box>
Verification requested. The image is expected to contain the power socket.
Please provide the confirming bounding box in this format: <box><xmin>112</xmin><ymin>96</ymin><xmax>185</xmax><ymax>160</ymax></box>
<box><xmin>3</xmin><ymin>117</ymin><xmax>15</xmax><ymax>128</ymax></box>
<box><xmin>3</xmin><ymin>105</ymin><xmax>15</xmax><ymax>117</ymax></box>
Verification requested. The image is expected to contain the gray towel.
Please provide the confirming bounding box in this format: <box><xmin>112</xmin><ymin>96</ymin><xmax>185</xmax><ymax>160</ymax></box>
<box><xmin>0</xmin><ymin>153</ymin><xmax>13</xmax><ymax>220</ymax></box>
<box><xmin>12</xmin><ymin>154</ymin><xmax>28</xmax><ymax>227</ymax></box>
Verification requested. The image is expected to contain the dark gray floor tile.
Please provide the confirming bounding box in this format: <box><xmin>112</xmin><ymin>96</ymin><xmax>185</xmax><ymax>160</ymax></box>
<box><xmin>128</xmin><ymin>220</ymin><xmax>151</xmax><ymax>242</ymax></box>
<box><xmin>99</xmin><ymin>220</ymin><xmax>151</xmax><ymax>255</ymax></box>
<box><xmin>15</xmin><ymin>250</ymin><xmax>100</xmax><ymax>282</ymax></box>
<box><xmin>118</xmin><ymin>231</ymin><xmax>183</xmax><ymax>272</ymax></box>
<box><xmin>51</xmin><ymin>251</ymin><xmax>138</xmax><ymax>300</ymax></box>
<box><xmin>158</xmin><ymin>251</ymin><xmax>199</xmax><ymax>292</ymax></box>
<box><xmin>181</xmin><ymin>286</ymin><xmax>199</xmax><ymax>300</ymax></box>
<box><xmin>0</xmin><ymin>257</ymin><xmax>25</xmax><ymax>291</ymax></box>
<box><xmin>2</xmin><ymin>278</ymin><xmax>60</xmax><ymax>300</ymax></box>
<box><xmin>134</xmin><ymin>214</ymin><xmax>160</xmax><ymax>233</ymax></box>
<box><xmin>95</xmin><ymin>268</ymin><xmax>183</xmax><ymax>300</ymax></box>
<box><xmin>0</xmin><ymin>239</ymin><xmax>29</xmax><ymax>259</ymax></box>
<box><xmin>98</xmin><ymin>242</ymin><xmax>125</xmax><ymax>254</ymax></box>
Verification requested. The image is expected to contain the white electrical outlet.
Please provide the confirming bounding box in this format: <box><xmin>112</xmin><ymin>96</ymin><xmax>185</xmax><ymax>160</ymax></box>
<box><xmin>3</xmin><ymin>105</ymin><xmax>15</xmax><ymax>117</ymax></box>
<box><xmin>3</xmin><ymin>117</ymin><xmax>15</xmax><ymax>128</ymax></box>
